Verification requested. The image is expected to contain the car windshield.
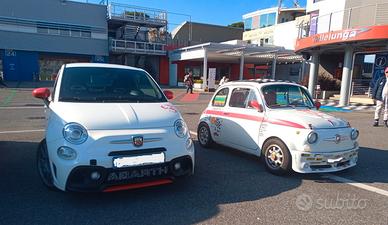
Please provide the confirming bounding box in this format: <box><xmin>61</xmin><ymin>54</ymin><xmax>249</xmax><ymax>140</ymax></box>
<box><xmin>58</xmin><ymin>67</ymin><xmax>167</xmax><ymax>103</ymax></box>
<box><xmin>262</xmin><ymin>84</ymin><xmax>314</xmax><ymax>109</ymax></box>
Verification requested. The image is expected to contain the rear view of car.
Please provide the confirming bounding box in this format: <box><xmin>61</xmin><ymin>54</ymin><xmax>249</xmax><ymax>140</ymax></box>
<box><xmin>33</xmin><ymin>63</ymin><xmax>194</xmax><ymax>192</ymax></box>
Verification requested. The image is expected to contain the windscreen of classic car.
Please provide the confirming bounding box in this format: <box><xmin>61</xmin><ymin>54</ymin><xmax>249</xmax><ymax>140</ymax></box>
<box><xmin>262</xmin><ymin>84</ymin><xmax>314</xmax><ymax>108</ymax></box>
<box><xmin>58</xmin><ymin>67</ymin><xmax>167</xmax><ymax>103</ymax></box>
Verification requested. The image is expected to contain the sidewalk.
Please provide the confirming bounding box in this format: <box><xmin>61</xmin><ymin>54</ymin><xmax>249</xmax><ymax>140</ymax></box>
<box><xmin>319</xmin><ymin>99</ymin><xmax>375</xmax><ymax>111</ymax></box>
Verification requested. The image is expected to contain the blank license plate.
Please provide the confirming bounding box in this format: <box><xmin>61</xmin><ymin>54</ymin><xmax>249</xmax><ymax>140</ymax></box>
<box><xmin>113</xmin><ymin>152</ymin><xmax>165</xmax><ymax>168</ymax></box>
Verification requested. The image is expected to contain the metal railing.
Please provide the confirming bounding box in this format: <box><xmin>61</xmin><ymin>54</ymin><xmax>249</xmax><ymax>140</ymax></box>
<box><xmin>107</xmin><ymin>3</ymin><xmax>167</xmax><ymax>26</ymax></box>
<box><xmin>110</xmin><ymin>39</ymin><xmax>166</xmax><ymax>55</ymax></box>
<box><xmin>298</xmin><ymin>2</ymin><xmax>388</xmax><ymax>38</ymax></box>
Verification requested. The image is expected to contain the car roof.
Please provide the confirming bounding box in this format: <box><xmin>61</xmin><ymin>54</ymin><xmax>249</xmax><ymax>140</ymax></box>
<box><xmin>221</xmin><ymin>79</ymin><xmax>300</xmax><ymax>88</ymax></box>
<box><xmin>64</xmin><ymin>63</ymin><xmax>145</xmax><ymax>72</ymax></box>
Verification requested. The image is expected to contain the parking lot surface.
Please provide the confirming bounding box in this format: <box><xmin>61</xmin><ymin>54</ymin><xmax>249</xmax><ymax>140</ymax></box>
<box><xmin>0</xmin><ymin>87</ymin><xmax>387</xmax><ymax>225</ymax></box>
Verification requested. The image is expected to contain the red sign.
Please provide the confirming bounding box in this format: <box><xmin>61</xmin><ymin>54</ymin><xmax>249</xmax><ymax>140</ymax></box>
<box><xmin>295</xmin><ymin>25</ymin><xmax>388</xmax><ymax>52</ymax></box>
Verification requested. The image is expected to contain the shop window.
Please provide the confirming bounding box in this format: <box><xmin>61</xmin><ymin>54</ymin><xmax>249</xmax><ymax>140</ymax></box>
<box><xmin>184</xmin><ymin>66</ymin><xmax>202</xmax><ymax>80</ymax></box>
<box><xmin>60</xmin><ymin>29</ymin><xmax>70</xmax><ymax>36</ymax></box>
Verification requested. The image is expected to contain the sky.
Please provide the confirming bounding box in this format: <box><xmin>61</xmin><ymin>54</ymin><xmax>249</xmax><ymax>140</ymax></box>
<box><xmin>83</xmin><ymin>0</ymin><xmax>307</xmax><ymax>29</ymax></box>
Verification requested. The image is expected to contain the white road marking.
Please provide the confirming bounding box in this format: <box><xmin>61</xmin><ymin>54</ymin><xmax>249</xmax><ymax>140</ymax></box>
<box><xmin>190</xmin><ymin>131</ymin><xmax>197</xmax><ymax>136</ymax></box>
<box><xmin>0</xmin><ymin>106</ymin><xmax>44</xmax><ymax>109</ymax></box>
<box><xmin>324</xmin><ymin>175</ymin><xmax>388</xmax><ymax>197</ymax></box>
<box><xmin>0</xmin><ymin>129</ymin><xmax>45</xmax><ymax>134</ymax></box>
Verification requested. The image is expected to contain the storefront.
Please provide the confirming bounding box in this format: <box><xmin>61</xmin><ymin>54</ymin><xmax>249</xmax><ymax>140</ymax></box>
<box><xmin>169</xmin><ymin>41</ymin><xmax>303</xmax><ymax>89</ymax></box>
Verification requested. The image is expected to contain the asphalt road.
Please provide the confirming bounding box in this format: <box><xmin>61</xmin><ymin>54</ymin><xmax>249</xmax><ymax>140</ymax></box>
<box><xmin>0</xmin><ymin>87</ymin><xmax>387</xmax><ymax>225</ymax></box>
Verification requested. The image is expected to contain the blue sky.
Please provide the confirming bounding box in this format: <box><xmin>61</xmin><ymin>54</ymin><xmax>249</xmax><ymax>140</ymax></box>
<box><xmin>84</xmin><ymin>0</ymin><xmax>306</xmax><ymax>28</ymax></box>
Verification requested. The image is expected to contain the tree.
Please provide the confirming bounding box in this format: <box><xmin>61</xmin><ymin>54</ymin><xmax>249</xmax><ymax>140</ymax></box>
<box><xmin>228</xmin><ymin>22</ymin><xmax>244</xmax><ymax>29</ymax></box>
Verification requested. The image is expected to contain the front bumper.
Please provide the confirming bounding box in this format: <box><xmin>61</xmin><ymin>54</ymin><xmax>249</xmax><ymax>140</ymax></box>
<box><xmin>292</xmin><ymin>148</ymin><xmax>358</xmax><ymax>173</ymax></box>
<box><xmin>66</xmin><ymin>156</ymin><xmax>193</xmax><ymax>192</ymax></box>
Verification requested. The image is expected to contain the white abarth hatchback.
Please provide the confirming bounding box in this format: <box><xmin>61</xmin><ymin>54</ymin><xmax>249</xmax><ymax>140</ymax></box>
<box><xmin>197</xmin><ymin>80</ymin><xmax>359</xmax><ymax>175</ymax></box>
<box><xmin>33</xmin><ymin>63</ymin><xmax>194</xmax><ymax>192</ymax></box>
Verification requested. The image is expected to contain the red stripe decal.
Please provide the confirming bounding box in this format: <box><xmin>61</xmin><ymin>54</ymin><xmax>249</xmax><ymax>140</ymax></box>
<box><xmin>103</xmin><ymin>179</ymin><xmax>173</xmax><ymax>192</ymax></box>
<box><xmin>204</xmin><ymin>110</ymin><xmax>306</xmax><ymax>129</ymax></box>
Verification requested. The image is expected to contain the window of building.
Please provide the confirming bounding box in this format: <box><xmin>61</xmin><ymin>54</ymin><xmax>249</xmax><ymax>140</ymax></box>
<box><xmin>244</xmin><ymin>17</ymin><xmax>252</xmax><ymax>31</ymax></box>
<box><xmin>260</xmin><ymin>12</ymin><xmax>276</xmax><ymax>28</ymax></box>
<box><xmin>37</xmin><ymin>26</ymin><xmax>49</xmax><ymax>34</ymax></box>
<box><xmin>71</xmin><ymin>30</ymin><xmax>81</xmax><ymax>37</ymax></box>
<box><xmin>60</xmin><ymin>29</ymin><xmax>70</xmax><ymax>36</ymax></box>
<box><xmin>184</xmin><ymin>66</ymin><xmax>202</xmax><ymax>80</ymax></box>
<box><xmin>49</xmin><ymin>28</ymin><xmax>59</xmax><ymax>35</ymax></box>
<box><xmin>81</xmin><ymin>31</ymin><xmax>91</xmax><ymax>38</ymax></box>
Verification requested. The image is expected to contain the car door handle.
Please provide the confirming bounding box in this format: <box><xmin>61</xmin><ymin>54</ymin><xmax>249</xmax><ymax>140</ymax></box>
<box><xmin>223</xmin><ymin>112</ymin><xmax>230</xmax><ymax>115</ymax></box>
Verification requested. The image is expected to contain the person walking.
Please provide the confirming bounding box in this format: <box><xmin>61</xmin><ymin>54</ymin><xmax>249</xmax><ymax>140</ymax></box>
<box><xmin>184</xmin><ymin>71</ymin><xmax>194</xmax><ymax>94</ymax></box>
<box><xmin>372</xmin><ymin>67</ymin><xmax>388</xmax><ymax>127</ymax></box>
<box><xmin>219</xmin><ymin>76</ymin><xmax>227</xmax><ymax>86</ymax></box>
<box><xmin>0</xmin><ymin>72</ymin><xmax>7</xmax><ymax>88</ymax></box>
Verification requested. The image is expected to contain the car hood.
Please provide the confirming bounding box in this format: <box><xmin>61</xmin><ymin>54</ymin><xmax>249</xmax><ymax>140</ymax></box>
<box><xmin>51</xmin><ymin>102</ymin><xmax>181</xmax><ymax>130</ymax></box>
<box><xmin>267</xmin><ymin>109</ymin><xmax>349</xmax><ymax>129</ymax></box>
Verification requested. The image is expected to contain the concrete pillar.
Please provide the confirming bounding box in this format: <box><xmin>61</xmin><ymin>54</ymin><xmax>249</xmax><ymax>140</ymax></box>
<box><xmin>271</xmin><ymin>54</ymin><xmax>277</xmax><ymax>79</ymax></box>
<box><xmin>168</xmin><ymin>59</ymin><xmax>177</xmax><ymax>86</ymax></box>
<box><xmin>203</xmin><ymin>48</ymin><xmax>208</xmax><ymax>90</ymax></box>
<box><xmin>308</xmin><ymin>52</ymin><xmax>319</xmax><ymax>97</ymax></box>
<box><xmin>239</xmin><ymin>54</ymin><xmax>244</xmax><ymax>80</ymax></box>
<box><xmin>339</xmin><ymin>46</ymin><xmax>354</xmax><ymax>106</ymax></box>
<box><xmin>299</xmin><ymin>59</ymin><xmax>306</xmax><ymax>83</ymax></box>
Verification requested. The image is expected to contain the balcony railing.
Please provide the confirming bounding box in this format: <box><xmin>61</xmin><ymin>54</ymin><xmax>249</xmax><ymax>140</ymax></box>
<box><xmin>107</xmin><ymin>3</ymin><xmax>167</xmax><ymax>27</ymax></box>
<box><xmin>110</xmin><ymin>39</ymin><xmax>166</xmax><ymax>55</ymax></box>
<box><xmin>298</xmin><ymin>2</ymin><xmax>388</xmax><ymax>38</ymax></box>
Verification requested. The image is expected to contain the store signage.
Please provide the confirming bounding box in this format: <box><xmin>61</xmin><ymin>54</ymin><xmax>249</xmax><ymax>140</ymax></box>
<box><xmin>371</xmin><ymin>53</ymin><xmax>388</xmax><ymax>88</ymax></box>
<box><xmin>208</xmin><ymin>68</ymin><xmax>216</xmax><ymax>89</ymax></box>
<box><xmin>295</xmin><ymin>25</ymin><xmax>388</xmax><ymax>52</ymax></box>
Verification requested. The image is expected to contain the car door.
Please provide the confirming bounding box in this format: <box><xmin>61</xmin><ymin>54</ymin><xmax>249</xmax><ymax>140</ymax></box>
<box><xmin>222</xmin><ymin>87</ymin><xmax>264</xmax><ymax>153</ymax></box>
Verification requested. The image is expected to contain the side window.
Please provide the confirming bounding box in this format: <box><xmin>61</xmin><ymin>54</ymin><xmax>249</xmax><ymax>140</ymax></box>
<box><xmin>212</xmin><ymin>88</ymin><xmax>229</xmax><ymax>107</ymax></box>
<box><xmin>229</xmin><ymin>88</ymin><xmax>250</xmax><ymax>108</ymax></box>
<box><xmin>245</xmin><ymin>90</ymin><xmax>259</xmax><ymax>109</ymax></box>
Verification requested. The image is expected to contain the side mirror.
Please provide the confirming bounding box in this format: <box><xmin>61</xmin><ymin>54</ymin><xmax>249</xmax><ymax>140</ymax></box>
<box><xmin>248</xmin><ymin>100</ymin><xmax>263</xmax><ymax>112</ymax></box>
<box><xmin>32</xmin><ymin>88</ymin><xmax>50</xmax><ymax>100</ymax></box>
<box><xmin>163</xmin><ymin>90</ymin><xmax>174</xmax><ymax>100</ymax></box>
<box><xmin>315</xmin><ymin>101</ymin><xmax>321</xmax><ymax>110</ymax></box>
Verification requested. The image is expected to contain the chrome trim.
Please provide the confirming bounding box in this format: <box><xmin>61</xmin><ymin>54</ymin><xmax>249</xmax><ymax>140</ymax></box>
<box><xmin>110</xmin><ymin>137</ymin><xmax>162</xmax><ymax>145</ymax></box>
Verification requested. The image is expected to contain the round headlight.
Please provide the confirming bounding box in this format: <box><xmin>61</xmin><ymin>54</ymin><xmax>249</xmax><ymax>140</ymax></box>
<box><xmin>63</xmin><ymin>123</ymin><xmax>88</xmax><ymax>144</ymax></box>
<box><xmin>57</xmin><ymin>146</ymin><xmax>77</xmax><ymax>160</ymax></box>
<box><xmin>307</xmin><ymin>132</ymin><xmax>318</xmax><ymax>144</ymax></box>
<box><xmin>174</xmin><ymin>119</ymin><xmax>188</xmax><ymax>138</ymax></box>
<box><xmin>351</xmin><ymin>129</ymin><xmax>359</xmax><ymax>140</ymax></box>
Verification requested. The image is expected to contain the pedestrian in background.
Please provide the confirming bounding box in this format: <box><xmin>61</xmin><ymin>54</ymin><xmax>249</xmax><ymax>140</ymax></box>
<box><xmin>184</xmin><ymin>71</ymin><xmax>194</xmax><ymax>94</ymax></box>
<box><xmin>219</xmin><ymin>76</ymin><xmax>227</xmax><ymax>86</ymax></box>
<box><xmin>372</xmin><ymin>67</ymin><xmax>388</xmax><ymax>127</ymax></box>
<box><xmin>0</xmin><ymin>72</ymin><xmax>7</xmax><ymax>88</ymax></box>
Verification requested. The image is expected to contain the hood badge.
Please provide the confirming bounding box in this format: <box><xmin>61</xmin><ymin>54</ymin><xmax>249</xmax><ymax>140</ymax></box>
<box><xmin>334</xmin><ymin>134</ymin><xmax>341</xmax><ymax>144</ymax></box>
<box><xmin>132</xmin><ymin>136</ymin><xmax>144</xmax><ymax>147</ymax></box>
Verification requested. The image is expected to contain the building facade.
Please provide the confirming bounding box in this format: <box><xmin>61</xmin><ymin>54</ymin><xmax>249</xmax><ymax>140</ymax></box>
<box><xmin>296</xmin><ymin>0</ymin><xmax>388</xmax><ymax>105</ymax></box>
<box><xmin>0</xmin><ymin>0</ymin><xmax>108</xmax><ymax>81</ymax></box>
<box><xmin>242</xmin><ymin>7</ymin><xmax>306</xmax><ymax>49</ymax></box>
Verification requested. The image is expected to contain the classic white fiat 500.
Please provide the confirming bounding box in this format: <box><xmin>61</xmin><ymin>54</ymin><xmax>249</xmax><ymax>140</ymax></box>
<box><xmin>197</xmin><ymin>80</ymin><xmax>359</xmax><ymax>175</ymax></box>
<box><xmin>33</xmin><ymin>63</ymin><xmax>194</xmax><ymax>192</ymax></box>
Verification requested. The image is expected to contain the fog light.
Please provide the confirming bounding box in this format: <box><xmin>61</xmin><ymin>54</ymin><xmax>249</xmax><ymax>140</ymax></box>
<box><xmin>174</xmin><ymin>162</ymin><xmax>181</xmax><ymax>170</ymax></box>
<box><xmin>57</xmin><ymin>146</ymin><xmax>77</xmax><ymax>160</ymax></box>
<box><xmin>90</xmin><ymin>171</ymin><xmax>101</xmax><ymax>180</ymax></box>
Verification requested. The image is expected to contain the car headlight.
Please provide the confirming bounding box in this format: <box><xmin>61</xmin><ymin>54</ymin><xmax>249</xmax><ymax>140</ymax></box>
<box><xmin>174</xmin><ymin>119</ymin><xmax>188</xmax><ymax>138</ymax></box>
<box><xmin>307</xmin><ymin>131</ymin><xmax>318</xmax><ymax>144</ymax></box>
<box><xmin>351</xmin><ymin>129</ymin><xmax>359</xmax><ymax>140</ymax></box>
<box><xmin>63</xmin><ymin>122</ymin><xmax>88</xmax><ymax>144</ymax></box>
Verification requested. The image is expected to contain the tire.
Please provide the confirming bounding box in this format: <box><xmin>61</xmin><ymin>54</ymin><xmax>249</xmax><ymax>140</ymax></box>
<box><xmin>262</xmin><ymin>138</ymin><xmax>292</xmax><ymax>175</ymax></box>
<box><xmin>197</xmin><ymin>122</ymin><xmax>214</xmax><ymax>148</ymax></box>
<box><xmin>37</xmin><ymin>139</ymin><xmax>56</xmax><ymax>190</ymax></box>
